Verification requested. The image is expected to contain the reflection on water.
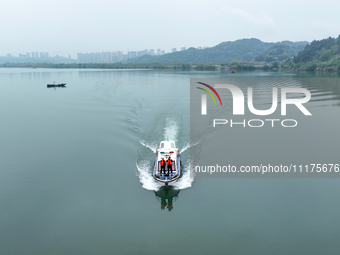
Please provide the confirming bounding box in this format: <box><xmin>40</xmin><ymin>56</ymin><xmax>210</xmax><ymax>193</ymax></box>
<box><xmin>155</xmin><ymin>185</ymin><xmax>180</xmax><ymax>211</ymax></box>
<box><xmin>1</xmin><ymin>69</ymin><xmax>340</xmax><ymax>255</ymax></box>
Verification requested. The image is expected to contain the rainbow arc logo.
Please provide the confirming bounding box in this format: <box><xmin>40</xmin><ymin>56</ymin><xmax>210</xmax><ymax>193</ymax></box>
<box><xmin>196</xmin><ymin>82</ymin><xmax>222</xmax><ymax>106</ymax></box>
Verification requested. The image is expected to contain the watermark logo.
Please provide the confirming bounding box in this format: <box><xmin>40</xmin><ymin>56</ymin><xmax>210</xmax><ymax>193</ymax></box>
<box><xmin>196</xmin><ymin>82</ymin><xmax>222</xmax><ymax>115</ymax></box>
<box><xmin>198</xmin><ymin>82</ymin><xmax>311</xmax><ymax>116</ymax></box>
<box><xmin>196</xmin><ymin>81</ymin><xmax>312</xmax><ymax>128</ymax></box>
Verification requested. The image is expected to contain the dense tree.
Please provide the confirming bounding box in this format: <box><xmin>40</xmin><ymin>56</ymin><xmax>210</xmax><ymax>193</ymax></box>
<box><xmin>127</xmin><ymin>39</ymin><xmax>307</xmax><ymax>64</ymax></box>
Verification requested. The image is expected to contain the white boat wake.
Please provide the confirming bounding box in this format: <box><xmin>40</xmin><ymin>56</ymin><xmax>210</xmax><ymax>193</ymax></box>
<box><xmin>136</xmin><ymin>159</ymin><xmax>194</xmax><ymax>191</ymax></box>
<box><xmin>180</xmin><ymin>141</ymin><xmax>199</xmax><ymax>154</ymax></box>
<box><xmin>137</xmin><ymin>140</ymin><xmax>198</xmax><ymax>191</ymax></box>
<box><xmin>137</xmin><ymin>118</ymin><xmax>198</xmax><ymax>191</ymax></box>
<box><xmin>163</xmin><ymin>118</ymin><xmax>179</xmax><ymax>142</ymax></box>
<box><xmin>139</xmin><ymin>140</ymin><xmax>157</xmax><ymax>153</ymax></box>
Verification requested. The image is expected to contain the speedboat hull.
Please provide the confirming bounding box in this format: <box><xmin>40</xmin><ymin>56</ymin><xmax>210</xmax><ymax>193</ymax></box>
<box><xmin>153</xmin><ymin>155</ymin><xmax>181</xmax><ymax>184</ymax></box>
<box><xmin>153</xmin><ymin>140</ymin><xmax>181</xmax><ymax>184</ymax></box>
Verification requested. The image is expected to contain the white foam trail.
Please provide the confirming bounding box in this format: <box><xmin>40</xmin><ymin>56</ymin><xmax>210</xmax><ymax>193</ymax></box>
<box><xmin>180</xmin><ymin>141</ymin><xmax>199</xmax><ymax>154</ymax></box>
<box><xmin>136</xmin><ymin>159</ymin><xmax>194</xmax><ymax>191</ymax></box>
<box><xmin>140</xmin><ymin>140</ymin><xmax>157</xmax><ymax>153</ymax></box>
<box><xmin>172</xmin><ymin>161</ymin><xmax>194</xmax><ymax>190</ymax></box>
<box><xmin>163</xmin><ymin>118</ymin><xmax>179</xmax><ymax>142</ymax></box>
<box><xmin>136</xmin><ymin>161</ymin><xmax>163</xmax><ymax>191</ymax></box>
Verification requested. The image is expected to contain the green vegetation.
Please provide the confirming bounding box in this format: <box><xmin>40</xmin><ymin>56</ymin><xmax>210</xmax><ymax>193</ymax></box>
<box><xmin>3</xmin><ymin>36</ymin><xmax>340</xmax><ymax>72</ymax></box>
<box><xmin>283</xmin><ymin>35</ymin><xmax>340</xmax><ymax>72</ymax></box>
<box><xmin>0</xmin><ymin>62</ymin><xmax>217</xmax><ymax>71</ymax></box>
<box><xmin>255</xmin><ymin>44</ymin><xmax>304</xmax><ymax>62</ymax></box>
<box><xmin>0</xmin><ymin>61</ymin><xmax>285</xmax><ymax>72</ymax></box>
<box><xmin>127</xmin><ymin>39</ymin><xmax>307</xmax><ymax>64</ymax></box>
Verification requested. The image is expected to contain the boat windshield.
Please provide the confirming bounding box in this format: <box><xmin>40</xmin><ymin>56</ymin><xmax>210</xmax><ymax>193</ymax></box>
<box><xmin>160</xmin><ymin>141</ymin><xmax>175</xmax><ymax>149</ymax></box>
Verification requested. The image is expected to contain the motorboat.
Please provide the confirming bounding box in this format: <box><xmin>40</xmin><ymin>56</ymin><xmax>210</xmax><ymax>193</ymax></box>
<box><xmin>153</xmin><ymin>140</ymin><xmax>181</xmax><ymax>184</ymax></box>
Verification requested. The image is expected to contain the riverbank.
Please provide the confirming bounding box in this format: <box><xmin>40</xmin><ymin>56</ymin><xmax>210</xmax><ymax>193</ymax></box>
<box><xmin>1</xmin><ymin>61</ymin><xmax>339</xmax><ymax>73</ymax></box>
<box><xmin>0</xmin><ymin>62</ymin><xmax>217</xmax><ymax>71</ymax></box>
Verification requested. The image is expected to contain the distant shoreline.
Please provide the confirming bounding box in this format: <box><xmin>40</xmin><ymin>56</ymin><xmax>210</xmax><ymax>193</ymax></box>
<box><xmin>0</xmin><ymin>62</ymin><xmax>339</xmax><ymax>73</ymax></box>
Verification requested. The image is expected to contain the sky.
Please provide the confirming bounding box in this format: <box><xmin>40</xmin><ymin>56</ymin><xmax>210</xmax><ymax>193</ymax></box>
<box><xmin>1</xmin><ymin>0</ymin><xmax>339</xmax><ymax>57</ymax></box>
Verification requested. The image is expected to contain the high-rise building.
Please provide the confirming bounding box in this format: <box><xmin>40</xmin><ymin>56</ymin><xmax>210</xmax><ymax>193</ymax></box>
<box><xmin>128</xmin><ymin>51</ymin><xmax>137</xmax><ymax>59</ymax></box>
<box><xmin>35</xmin><ymin>52</ymin><xmax>39</xmax><ymax>58</ymax></box>
<box><xmin>31</xmin><ymin>52</ymin><xmax>35</xmax><ymax>58</ymax></box>
<box><xmin>149</xmin><ymin>49</ymin><xmax>155</xmax><ymax>56</ymax></box>
<box><xmin>137</xmin><ymin>49</ymin><xmax>148</xmax><ymax>57</ymax></box>
<box><xmin>181</xmin><ymin>47</ymin><xmax>186</xmax><ymax>51</ymax></box>
<box><xmin>112</xmin><ymin>53</ymin><xmax>118</xmax><ymax>63</ymax></box>
<box><xmin>172</xmin><ymin>48</ymin><xmax>177</xmax><ymax>53</ymax></box>
<box><xmin>115</xmin><ymin>51</ymin><xmax>123</xmax><ymax>62</ymax></box>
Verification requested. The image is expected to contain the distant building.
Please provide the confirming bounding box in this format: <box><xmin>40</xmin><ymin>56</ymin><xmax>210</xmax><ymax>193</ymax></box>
<box><xmin>122</xmin><ymin>54</ymin><xmax>128</xmax><ymax>61</ymax></box>
<box><xmin>101</xmin><ymin>52</ymin><xmax>110</xmax><ymax>63</ymax></box>
<box><xmin>76</xmin><ymin>48</ymin><xmax>170</xmax><ymax>63</ymax></box>
<box><xmin>31</xmin><ymin>52</ymin><xmax>35</xmax><ymax>58</ymax></box>
<box><xmin>128</xmin><ymin>51</ymin><xmax>137</xmax><ymax>59</ymax></box>
<box><xmin>112</xmin><ymin>54</ymin><xmax>118</xmax><ymax>63</ymax></box>
<box><xmin>137</xmin><ymin>49</ymin><xmax>148</xmax><ymax>57</ymax></box>
<box><xmin>181</xmin><ymin>47</ymin><xmax>186</xmax><ymax>51</ymax></box>
<box><xmin>172</xmin><ymin>48</ymin><xmax>177</xmax><ymax>53</ymax></box>
<box><xmin>116</xmin><ymin>51</ymin><xmax>123</xmax><ymax>62</ymax></box>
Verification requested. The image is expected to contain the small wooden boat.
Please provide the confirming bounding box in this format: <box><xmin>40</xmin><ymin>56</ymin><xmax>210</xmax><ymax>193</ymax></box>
<box><xmin>47</xmin><ymin>81</ymin><xmax>66</xmax><ymax>88</ymax></box>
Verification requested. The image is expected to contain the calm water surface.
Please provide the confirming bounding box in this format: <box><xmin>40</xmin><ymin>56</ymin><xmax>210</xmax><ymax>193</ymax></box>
<box><xmin>1</xmin><ymin>68</ymin><xmax>340</xmax><ymax>255</ymax></box>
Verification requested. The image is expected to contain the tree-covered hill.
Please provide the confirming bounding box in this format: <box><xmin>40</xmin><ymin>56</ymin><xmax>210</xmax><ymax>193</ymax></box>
<box><xmin>285</xmin><ymin>35</ymin><xmax>340</xmax><ymax>71</ymax></box>
<box><xmin>127</xmin><ymin>38</ymin><xmax>307</xmax><ymax>64</ymax></box>
<box><xmin>255</xmin><ymin>43</ymin><xmax>306</xmax><ymax>62</ymax></box>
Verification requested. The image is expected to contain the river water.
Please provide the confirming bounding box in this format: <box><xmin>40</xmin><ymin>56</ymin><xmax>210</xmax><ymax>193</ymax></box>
<box><xmin>1</xmin><ymin>68</ymin><xmax>340</xmax><ymax>255</ymax></box>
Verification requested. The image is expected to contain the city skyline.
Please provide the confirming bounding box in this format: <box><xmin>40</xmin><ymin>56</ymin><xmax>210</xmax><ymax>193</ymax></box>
<box><xmin>1</xmin><ymin>0</ymin><xmax>339</xmax><ymax>57</ymax></box>
<box><xmin>0</xmin><ymin>45</ymin><xmax>208</xmax><ymax>60</ymax></box>
<box><xmin>0</xmin><ymin>46</ymin><xmax>209</xmax><ymax>64</ymax></box>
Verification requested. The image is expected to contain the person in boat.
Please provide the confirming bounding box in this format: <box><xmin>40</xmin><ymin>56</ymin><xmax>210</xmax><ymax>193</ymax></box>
<box><xmin>166</xmin><ymin>156</ymin><xmax>172</xmax><ymax>174</ymax></box>
<box><xmin>160</xmin><ymin>157</ymin><xmax>166</xmax><ymax>175</ymax></box>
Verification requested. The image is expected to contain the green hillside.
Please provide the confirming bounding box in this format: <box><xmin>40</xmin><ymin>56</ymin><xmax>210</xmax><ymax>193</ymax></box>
<box><xmin>255</xmin><ymin>43</ymin><xmax>306</xmax><ymax>62</ymax></box>
<box><xmin>128</xmin><ymin>38</ymin><xmax>307</xmax><ymax>64</ymax></box>
<box><xmin>285</xmin><ymin>35</ymin><xmax>340</xmax><ymax>71</ymax></box>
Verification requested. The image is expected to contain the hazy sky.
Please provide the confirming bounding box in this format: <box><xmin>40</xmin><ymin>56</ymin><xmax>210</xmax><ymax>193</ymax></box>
<box><xmin>1</xmin><ymin>0</ymin><xmax>339</xmax><ymax>57</ymax></box>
